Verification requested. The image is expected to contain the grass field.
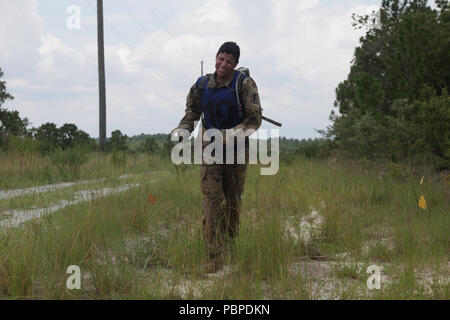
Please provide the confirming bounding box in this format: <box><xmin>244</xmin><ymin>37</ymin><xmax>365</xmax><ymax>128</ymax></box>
<box><xmin>0</xmin><ymin>150</ymin><xmax>448</xmax><ymax>299</ymax></box>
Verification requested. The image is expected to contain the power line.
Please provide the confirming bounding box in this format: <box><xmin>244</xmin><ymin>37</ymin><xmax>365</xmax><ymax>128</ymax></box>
<box><xmin>84</xmin><ymin>0</ymin><xmax>166</xmax><ymax>83</ymax></box>
<box><xmin>142</xmin><ymin>0</ymin><xmax>176</xmax><ymax>40</ymax></box>
<box><xmin>87</xmin><ymin>0</ymin><xmax>195</xmax><ymax>80</ymax></box>
<box><xmin>82</xmin><ymin>0</ymin><xmax>194</xmax><ymax>99</ymax></box>
<box><xmin>165</xmin><ymin>0</ymin><xmax>186</xmax><ymax>31</ymax></box>
<box><xmin>118</xmin><ymin>0</ymin><xmax>163</xmax><ymax>51</ymax></box>
<box><xmin>81</xmin><ymin>1</ymin><xmax>207</xmax><ymax>134</ymax></box>
<box><xmin>85</xmin><ymin>0</ymin><xmax>133</xmax><ymax>49</ymax></box>
<box><xmin>141</xmin><ymin>0</ymin><xmax>198</xmax><ymax>72</ymax></box>
<box><xmin>118</xmin><ymin>0</ymin><xmax>191</xmax><ymax>79</ymax></box>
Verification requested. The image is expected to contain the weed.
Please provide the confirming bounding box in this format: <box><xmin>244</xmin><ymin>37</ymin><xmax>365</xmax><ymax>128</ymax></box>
<box><xmin>50</xmin><ymin>146</ymin><xmax>89</xmax><ymax>180</ymax></box>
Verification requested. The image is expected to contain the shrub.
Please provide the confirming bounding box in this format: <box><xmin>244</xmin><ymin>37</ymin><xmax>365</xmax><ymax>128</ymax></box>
<box><xmin>50</xmin><ymin>145</ymin><xmax>90</xmax><ymax>180</ymax></box>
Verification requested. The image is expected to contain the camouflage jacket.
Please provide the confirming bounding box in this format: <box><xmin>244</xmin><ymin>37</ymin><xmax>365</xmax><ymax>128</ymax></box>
<box><xmin>176</xmin><ymin>70</ymin><xmax>262</xmax><ymax>138</ymax></box>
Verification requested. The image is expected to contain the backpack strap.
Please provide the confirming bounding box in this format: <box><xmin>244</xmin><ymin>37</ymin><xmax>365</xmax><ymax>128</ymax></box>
<box><xmin>196</xmin><ymin>75</ymin><xmax>209</xmax><ymax>91</ymax></box>
<box><xmin>235</xmin><ymin>71</ymin><xmax>246</xmax><ymax>119</ymax></box>
<box><xmin>236</xmin><ymin>71</ymin><xmax>264</xmax><ymax>118</ymax></box>
<box><xmin>196</xmin><ymin>75</ymin><xmax>209</xmax><ymax>128</ymax></box>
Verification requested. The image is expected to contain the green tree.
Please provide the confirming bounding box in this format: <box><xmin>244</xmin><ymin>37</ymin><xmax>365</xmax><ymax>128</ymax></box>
<box><xmin>0</xmin><ymin>67</ymin><xmax>13</xmax><ymax>105</ymax></box>
<box><xmin>0</xmin><ymin>108</ymin><xmax>29</xmax><ymax>136</ymax></box>
<box><xmin>140</xmin><ymin>136</ymin><xmax>160</xmax><ymax>154</ymax></box>
<box><xmin>33</xmin><ymin>122</ymin><xmax>60</xmax><ymax>153</ymax></box>
<box><xmin>59</xmin><ymin>123</ymin><xmax>93</xmax><ymax>150</ymax></box>
<box><xmin>108</xmin><ymin>129</ymin><xmax>129</xmax><ymax>151</ymax></box>
<box><xmin>33</xmin><ymin>122</ymin><xmax>96</xmax><ymax>153</ymax></box>
<box><xmin>326</xmin><ymin>0</ymin><xmax>450</xmax><ymax>166</ymax></box>
<box><xmin>161</xmin><ymin>133</ymin><xmax>176</xmax><ymax>158</ymax></box>
<box><xmin>0</xmin><ymin>67</ymin><xmax>29</xmax><ymax>148</ymax></box>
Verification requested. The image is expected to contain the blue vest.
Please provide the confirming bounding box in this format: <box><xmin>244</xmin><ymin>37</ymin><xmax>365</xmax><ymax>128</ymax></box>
<box><xmin>196</xmin><ymin>71</ymin><xmax>245</xmax><ymax>130</ymax></box>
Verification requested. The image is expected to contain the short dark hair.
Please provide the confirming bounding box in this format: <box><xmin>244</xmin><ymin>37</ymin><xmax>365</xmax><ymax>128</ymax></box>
<box><xmin>216</xmin><ymin>41</ymin><xmax>240</xmax><ymax>63</ymax></box>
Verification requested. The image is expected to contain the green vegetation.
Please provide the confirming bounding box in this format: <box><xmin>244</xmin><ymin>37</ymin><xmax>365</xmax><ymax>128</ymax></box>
<box><xmin>324</xmin><ymin>0</ymin><xmax>450</xmax><ymax>169</ymax></box>
<box><xmin>0</xmin><ymin>153</ymin><xmax>448</xmax><ymax>299</ymax></box>
<box><xmin>0</xmin><ymin>149</ymin><xmax>166</xmax><ymax>190</ymax></box>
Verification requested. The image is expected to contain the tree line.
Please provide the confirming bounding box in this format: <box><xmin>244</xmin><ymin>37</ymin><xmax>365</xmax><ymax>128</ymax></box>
<box><xmin>0</xmin><ymin>68</ymin><xmax>161</xmax><ymax>155</ymax></box>
<box><xmin>322</xmin><ymin>0</ymin><xmax>449</xmax><ymax>169</ymax></box>
<box><xmin>0</xmin><ymin>67</ymin><xmax>317</xmax><ymax>158</ymax></box>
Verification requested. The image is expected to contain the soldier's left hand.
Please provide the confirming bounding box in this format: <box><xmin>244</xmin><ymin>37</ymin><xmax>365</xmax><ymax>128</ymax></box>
<box><xmin>225</xmin><ymin>127</ymin><xmax>245</xmax><ymax>143</ymax></box>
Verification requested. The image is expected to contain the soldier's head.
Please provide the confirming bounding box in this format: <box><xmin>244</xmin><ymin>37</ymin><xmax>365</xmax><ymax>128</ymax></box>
<box><xmin>215</xmin><ymin>41</ymin><xmax>239</xmax><ymax>81</ymax></box>
<box><xmin>216</xmin><ymin>42</ymin><xmax>240</xmax><ymax>63</ymax></box>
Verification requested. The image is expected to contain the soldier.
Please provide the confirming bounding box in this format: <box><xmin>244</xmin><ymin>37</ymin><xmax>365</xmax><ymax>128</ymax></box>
<box><xmin>172</xmin><ymin>42</ymin><xmax>262</xmax><ymax>272</ymax></box>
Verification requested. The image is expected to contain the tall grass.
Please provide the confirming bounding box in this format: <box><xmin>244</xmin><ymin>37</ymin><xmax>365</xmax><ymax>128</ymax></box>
<box><xmin>0</xmin><ymin>149</ymin><xmax>167</xmax><ymax>189</ymax></box>
<box><xmin>0</xmin><ymin>152</ymin><xmax>448</xmax><ymax>299</ymax></box>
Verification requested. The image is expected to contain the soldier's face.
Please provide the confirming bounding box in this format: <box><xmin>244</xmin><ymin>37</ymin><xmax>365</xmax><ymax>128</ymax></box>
<box><xmin>215</xmin><ymin>52</ymin><xmax>237</xmax><ymax>81</ymax></box>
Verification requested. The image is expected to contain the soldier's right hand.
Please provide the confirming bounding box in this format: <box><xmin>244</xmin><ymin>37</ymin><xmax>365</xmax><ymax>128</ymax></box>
<box><xmin>171</xmin><ymin>128</ymin><xmax>189</xmax><ymax>142</ymax></box>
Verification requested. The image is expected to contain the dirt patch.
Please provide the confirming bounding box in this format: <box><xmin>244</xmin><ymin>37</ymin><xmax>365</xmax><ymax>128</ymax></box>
<box><xmin>284</xmin><ymin>209</ymin><xmax>324</xmax><ymax>244</ymax></box>
<box><xmin>0</xmin><ymin>183</ymin><xmax>141</xmax><ymax>228</ymax></box>
<box><xmin>0</xmin><ymin>173</ymin><xmax>137</xmax><ymax>200</ymax></box>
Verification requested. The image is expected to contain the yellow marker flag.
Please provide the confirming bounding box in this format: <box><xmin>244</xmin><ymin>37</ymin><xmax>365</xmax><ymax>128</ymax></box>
<box><xmin>418</xmin><ymin>196</ymin><xmax>427</xmax><ymax>210</ymax></box>
<box><xmin>420</xmin><ymin>176</ymin><xmax>424</xmax><ymax>185</ymax></box>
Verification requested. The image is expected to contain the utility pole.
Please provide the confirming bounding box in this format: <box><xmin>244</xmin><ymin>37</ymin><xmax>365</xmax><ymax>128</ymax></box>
<box><xmin>97</xmin><ymin>0</ymin><xmax>106</xmax><ymax>152</ymax></box>
<box><xmin>201</xmin><ymin>60</ymin><xmax>204</xmax><ymax>76</ymax></box>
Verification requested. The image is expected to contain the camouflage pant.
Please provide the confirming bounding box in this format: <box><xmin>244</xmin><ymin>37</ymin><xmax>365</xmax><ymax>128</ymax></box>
<box><xmin>201</xmin><ymin>142</ymin><xmax>248</xmax><ymax>259</ymax></box>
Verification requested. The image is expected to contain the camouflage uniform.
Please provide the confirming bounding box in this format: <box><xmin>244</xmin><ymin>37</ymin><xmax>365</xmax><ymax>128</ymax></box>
<box><xmin>176</xmin><ymin>70</ymin><xmax>262</xmax><ymax>260</ymax></box>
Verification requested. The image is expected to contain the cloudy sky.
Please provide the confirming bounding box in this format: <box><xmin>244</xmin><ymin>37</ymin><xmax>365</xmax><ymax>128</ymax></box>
<box><xmin>1</xmin><ymin>0</ymin><xmax>404</xmax><ymax>139</ymax></box>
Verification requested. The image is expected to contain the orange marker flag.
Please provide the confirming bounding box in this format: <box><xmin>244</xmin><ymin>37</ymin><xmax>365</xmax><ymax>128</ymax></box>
<box><xmin>147</xmin><ymin>194</ymin><xmax>157</xmax><ymax>204</ymax></box>
<box><xmin>418</xmin><ymin>196</ymin><xmax>427</xmax><ymax>210</ymax></box>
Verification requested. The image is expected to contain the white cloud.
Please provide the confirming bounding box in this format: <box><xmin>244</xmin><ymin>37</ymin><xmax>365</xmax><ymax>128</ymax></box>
<box><xmin>0</xmin><ymin>0</ymin><xmax>43</xmax><ymax>76</ymax></box>
<box><xmin>37</xmin><ymin>34</ymin><xmax>91</xmax><ymax>80</ymax></box>
<box><xmin>2</xmin><ymin>0</ymin><xmax>388</xmax><ymax>139</ymax></box>
<box><xmin>250</xmin><ymin>1</ymin><xmax>378</xmax><ymax>137</ymax></box>
<box><xmin>191</xmin><ymin>0</ymin><xmax>239</xmax><ymax>27</ymax></box>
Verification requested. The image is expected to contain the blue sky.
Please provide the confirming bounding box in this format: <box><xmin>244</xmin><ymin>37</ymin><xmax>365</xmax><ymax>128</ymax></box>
<box><xmin>1</xmin><ymin>0</ymin><xmax>435</xmax><ymax>139</ymax></box>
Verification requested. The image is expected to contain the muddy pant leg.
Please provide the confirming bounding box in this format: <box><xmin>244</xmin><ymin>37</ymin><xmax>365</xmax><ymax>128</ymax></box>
<box><xmin>200</xmin><ymin>164</ymin><xmax>226</xmax><ymax>259</ymax></box>
<box><xmin>223</xmin><ymin>164</ymin><xmax>247</xmax><ymax>239</ymax></box>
